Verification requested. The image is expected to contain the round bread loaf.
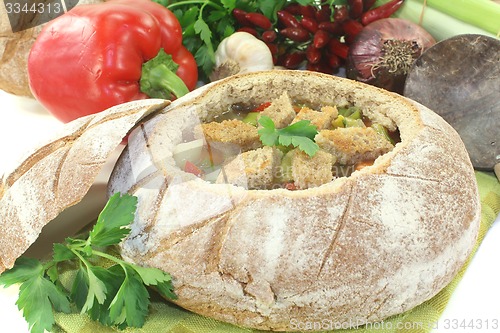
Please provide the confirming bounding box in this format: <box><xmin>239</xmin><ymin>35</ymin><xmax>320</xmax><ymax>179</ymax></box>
<box><xmin>108</xmin><ymin>70</ymin><xmax>480</xmax><ymax>331</ymax></box>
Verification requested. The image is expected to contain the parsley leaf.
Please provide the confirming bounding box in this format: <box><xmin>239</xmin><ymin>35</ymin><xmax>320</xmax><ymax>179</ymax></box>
<box><xmin>279</xmin><ymin>119</ymin><xmax>319</xmax><ymax>140</ymax></box>
<box><xmin>295</xmin><ymin>0</ymin><xmax>315</xmax><ymax>5</ymax></box>
<box><xmin>18</xmin><ymin>275</ymin><xmax>70</xmax><ymax>333</ymax></box>
<box><xmin>176</xmin><ymin>6</ymin><xmax>198</xmax><ymax>27</ymax></box>
<box><xmin>108</xmin><ymin>266</ymin><xmax>150</xmax><ymax>327</ymax></box>
<box><xmin>194</xmin><ymin>19</ymin><xmax>212</xmax><ymax>46</ymax></box>
<box><xmin>53</xmin><ymin>243</ymin><xmax>77</xmax><ymax>262</ymax></box>
<box><xmin>0</xmin><ymin>257</ymin><xmax>43</xmax><ymax>286</ymax></box>
<box><xmin>220</xmin><ymin>0</ymin><xmax>236</xmax><ymax>12</ymax></box>
<box><xmin>257</xmin><ymin>115</ymin><xmax>279</xmax><ymax>146</ymax></box>
<box><xmin>88</xmin><ymin>192</ymin><xmax>137</xmax><ymax>247</ymax></box>
<box><xmin>195</xmin><ymin>45</ymin><xmax>216</xmax><ymax>79</ymax></box>
<box><xmin>0</xmin><ymin>192</ymin><xmax>176</xmax><ymax>333</ymax></box>
<box><xmin>81</xmin><ymin>265</ymin><xmax>108</xmax><ymax>312</ymax></box>
<box><xmin>133</xmin><ymin>264</ymin><xmax>177</xmax><ymax>300</ymax></box>
<box><xmin>0</xmin><ymin>258</ymin><xmax>71</xmax><ymax>333</ymax></box>
<box><xmin>258</xmin><ymin>115</ymin><xmax>320</xmax><ymax>157</ymax></box>
<box><xmin>71</xmin><ymin>266</ymin><xmax>89</xmax><ymax>311</ymax></box>
<box><xmin>86</xmin><ymin>265</ymin><xmax>124</xmax><ymax>326</ymax></box>
<box><xmin>257</xmin><ymin>0</ymin><xmax>287</xmax><ymax>21</ymax></box>
<box><xmin>287</xmin><ymin>136</ymin><xmax>321</xmax><ymax>157</ymax></box>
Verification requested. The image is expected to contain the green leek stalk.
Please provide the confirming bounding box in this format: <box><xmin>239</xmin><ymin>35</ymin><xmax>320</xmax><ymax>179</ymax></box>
<box><xmin>374</xmin><ymin>0</ymin><xmax>499</xmax><ymax>41</ymax></box>
<box><xmin>412</xmin><ymin>0</ymin><xmax>500</xmax><ymax>36</ymax></box>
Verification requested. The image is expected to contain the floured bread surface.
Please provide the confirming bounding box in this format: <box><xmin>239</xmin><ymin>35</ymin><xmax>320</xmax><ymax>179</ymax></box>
<box><xmin>0</xmin><ymin>99</ymin><xmax>169</xmax><ymax>273</ymax></box>
<box><xmin>108</xmin><ymin>71</ymin><xmax>480</xmax><ymax>331</ymax></box>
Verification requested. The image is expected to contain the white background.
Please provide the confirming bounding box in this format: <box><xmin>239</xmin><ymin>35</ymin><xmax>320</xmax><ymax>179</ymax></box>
<box><xmin>0</xmin><ymin>89</ymin><xmax>499</xmax><ymax>332</ymax></box>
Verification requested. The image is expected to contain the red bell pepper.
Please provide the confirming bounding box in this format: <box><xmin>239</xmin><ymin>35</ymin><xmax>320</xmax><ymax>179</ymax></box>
<box><xmin>28</xmin><ymin>0</ymin><xmax>198</xmax><ymax>123</ymax></box>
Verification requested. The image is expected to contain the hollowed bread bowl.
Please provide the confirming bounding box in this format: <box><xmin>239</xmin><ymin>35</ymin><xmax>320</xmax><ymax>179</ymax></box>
<box><xmin>107</xmin><ymin>70</ymin><xmax>480</xmax><ymax>331</ymax></box>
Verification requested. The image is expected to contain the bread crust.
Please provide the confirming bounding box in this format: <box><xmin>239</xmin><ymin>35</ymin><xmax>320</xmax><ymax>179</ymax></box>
<box><xmin>108</xmin><ymin>71</ymin><xmax>481</xmax><ymax>330</ymax></box>
<box><xmin>0</xmin><ymin>99</ymin><xmax>169</xmax><ymax>273</ymax></box>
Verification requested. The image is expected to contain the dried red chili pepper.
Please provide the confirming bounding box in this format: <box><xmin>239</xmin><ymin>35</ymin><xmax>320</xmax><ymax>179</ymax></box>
<box><xmin>333</xmin><ymin>6</ymin><xmax>349</xmax><ymax>23</ymax></box>
<box><xmin>327</xmin><ymin>53</ymin><xmax>342</xmax><ymax>69</ymax></box>
<box><xmin>361</xmin><ymin>0</ymin><xmax>405</xmax><ymax>26</ymax></box>
<box><xmin>306</xmin><ymin>58</ymin><xmax>333</xmax><ymax>74</ymax></box>
<box><xmin>313</xmin><ymin>29</ymin><xmax>331</xmax><ymax>49</ymax></box>
<box><xmin>284</xmin><ymin>3</ymin><xmax>302</xmax><ymax>15</ymax></box>
<box><xmin>300</xmin><ymin>17</ymin><xmax>319</xmax><ymax>33</ymax></box>
<box><xmin>245</xmin><ymin>12</ymin><xmax>272</xmax><ymax>30</ymax></box>
<box><xmin>306</xmin><ymin>44</ymin><xmax>322</xmax><ymax>64</ymax></box>
<box><xmin>300</xmin><ymin>5</ymin><xmax>317</xmax><ymax>18</ymax></box>
<box><xmin>318</xmin><ymin>21</ymin><xmax>343</xmax><ymax>35</ymax></box>
<box><xmin>280</xmin><ymin>27</ymin><xmax>311</xmax><ymax>42</ymax></box>
<box><xmin>315</xmin><ymin>5</ymin><xmax>331</xmax><ymax>22</ymax></box>
<box><xmin>282</xmin><ymin>51</ymin><xmax>306</xmax><ymax>69</ymax></box>
<box><xmin>265</xmin><ymin>43</ymin><xmax>278</xmax><ymax>55</ymax></box>
<box><xmin>328</xmin><ymin>38</ymin><xmax>350</xmax><ymax>59</ymax></box>
<box><xmin>343</xmin><ymin>19</ymin><xmax>364</xmax><ymax>39</ymax></box>
<box><xmin>262</xmin><ymin>30</ymin><xmax>277</xmax><ymax>43</ymax></box>
<box><xmin>348</xmin><ymin>0</ymin><xmax>364</xmax><ymax>19</ymax></box>
<box><xmin>236</xmin><ymin>27</ymin><xmax>259</xmax><ymax>37</ymax></box>
<box><xmin>232</xmin><ymin>8</ymin><xmax>251</xmax><ymax>27</ymax></box>
<box><xmin>363</xmin><ymin>0</ymin><xmax>377</xmax><ymax>11</ymax></box>
<box><xmin>265</xmin><ymin>43</ymin><xmax>279</xmax><ymax>64</ymax></box>
<box><xmin>277</xmin><ymin>10</ymin><xmax>301</xmax><ymax>28</ymax></box>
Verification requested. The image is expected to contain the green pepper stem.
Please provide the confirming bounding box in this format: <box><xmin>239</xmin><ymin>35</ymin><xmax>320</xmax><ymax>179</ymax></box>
<box><xmin>140</xmin><ymin>48</ymin><xmax>189</xmax><ymax>99</ymax></box>
<box><xmin>146</xmin><ymin>65</ymin><xmax>189</xmax><ymax>99</ymax></box>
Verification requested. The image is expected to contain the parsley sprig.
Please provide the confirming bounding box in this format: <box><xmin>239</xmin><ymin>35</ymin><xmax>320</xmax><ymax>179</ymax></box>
<box><xmin>160</xmin><ymin>0</ymin><xmax>289</xmax><ymax>80</ymax></box>
<box><xmin>0</xmin><ymin>193</ymin><xmax>176</xmax><ymax>333</ymax></box>
<box><xmin>258</xmin><ymin>115</ymin><xmax>319</xmax><ymax>157</ymax></box>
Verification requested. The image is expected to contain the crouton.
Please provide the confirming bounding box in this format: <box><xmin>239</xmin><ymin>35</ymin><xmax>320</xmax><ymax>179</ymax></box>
<box><xmin>291</xmin><ymin>149</ymin><xmax>335</xmax><ymax>189</ymax></box>
<box><xmin>195</xmin><ymin>119</ymin><xmax>261</xmax><ymax>154</ymax></box>
<box><xmin>315</xmin><ymin>127</ymin><xmax>393</xmax><ymax>165</ymax></box>
<box><xmin>292</xmin><ymin>105</ymin><xmax>338</xmax><ymax>129</ymax></box>
<box><xmin>216</xmin><ymin>146</ymin><xmax>283</xmax><ymax>189</ymax></box>
<box><xmin>259</xmin><ymin>91</ymin><xmax>296</xmax><ymax>128</ymax></box>
<box><xmin>320</xmin><ymin>105</ymin><xmax>339</xmax><ymax>119</ymax></box>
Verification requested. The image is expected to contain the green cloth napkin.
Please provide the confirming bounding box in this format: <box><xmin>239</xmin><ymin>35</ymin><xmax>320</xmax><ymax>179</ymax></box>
<box><xmin>53</xmin><ymin>172</ymin><xmax>500</xmax><ymax>333</ymax></box>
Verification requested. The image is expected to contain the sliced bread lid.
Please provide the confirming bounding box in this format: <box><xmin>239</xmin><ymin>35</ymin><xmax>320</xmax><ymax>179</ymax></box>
<box><xmin>0</xmin><ymin>98</ymin><xmax>169</xmax><ymax>273</ymax></box>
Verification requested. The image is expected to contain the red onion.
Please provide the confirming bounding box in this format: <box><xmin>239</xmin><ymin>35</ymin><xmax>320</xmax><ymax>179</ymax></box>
<box><xmin>346</xmin><ymin>18</ymin><xmax>436</xmax><ymax>94</ymax></box>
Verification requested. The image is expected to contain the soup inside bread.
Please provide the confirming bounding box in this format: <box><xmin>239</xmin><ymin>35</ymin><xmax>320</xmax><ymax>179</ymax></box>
<box><xmin>172</xmin><ymin>90</ymin><xmax>401</xmax><ymax>190</ymax></box>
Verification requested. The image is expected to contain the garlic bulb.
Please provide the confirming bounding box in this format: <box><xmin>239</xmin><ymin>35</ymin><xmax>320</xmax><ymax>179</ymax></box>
<box><xmin>210</xmin><ymin>32</ymin><xmax>274</xmax><ymax>81</ymax></box>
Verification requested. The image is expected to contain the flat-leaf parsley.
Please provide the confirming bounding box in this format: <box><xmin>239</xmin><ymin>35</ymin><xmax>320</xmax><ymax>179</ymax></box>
<box><xmin>0</xmin><ymin>193</ymin><xmax>176</xmax><ymax>333</ymax></box>
<box><xmin>258</xmin><ymin>115</ymin><xmax>320</xmax><ymax>157</ymax></box>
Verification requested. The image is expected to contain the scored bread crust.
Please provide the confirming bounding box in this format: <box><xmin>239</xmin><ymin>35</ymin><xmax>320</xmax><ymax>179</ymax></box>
<box><xmin>0</xmin><ymin>99</ymin><xmax>169</xmax><ymax>273</ymax></box>
<box><xmin>108</xmin><ymin>71</ymin><xmax>480</xmax><ymax>331</ymax></box>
